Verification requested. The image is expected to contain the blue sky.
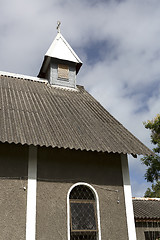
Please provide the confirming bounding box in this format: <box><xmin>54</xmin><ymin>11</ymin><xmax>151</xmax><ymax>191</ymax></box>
<box><xmin>0</xmin><ymin>0</ymin><xmax>160</xmax><ymax>196</ymax></box>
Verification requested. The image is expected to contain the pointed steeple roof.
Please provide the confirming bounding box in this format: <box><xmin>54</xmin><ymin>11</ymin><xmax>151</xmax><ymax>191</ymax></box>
<box><xmin>46</xmin><ymin>33</ymin><xmax>82</xmax><ymax>64</ymax></box>
<box><xmin>38</xmin><ymin>32</ymin><xmax>82</xmax><ymax>78</ymax></box>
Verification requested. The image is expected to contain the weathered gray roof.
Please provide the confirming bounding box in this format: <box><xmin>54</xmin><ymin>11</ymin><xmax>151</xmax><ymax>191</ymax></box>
<box><xmin>133</xmin><ymin>198</ymin><xmax>160</xmax><ymax>220</ymax></box>
<box><xmin>0</xmin><ymin>73</ymin><xmax>152</xmax><ymax>155</ymax></box>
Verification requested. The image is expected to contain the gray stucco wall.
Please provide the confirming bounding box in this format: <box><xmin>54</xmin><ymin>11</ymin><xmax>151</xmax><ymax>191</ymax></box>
<box><xmin>0</xmin><ymin>143</ymin><xmax>28</xmax><ymax>240</ymax></box>
<box><xmin>136</xmin><ymin>222</ymin><xmax>160</xmax><ymax>240</ymax></box>
<box><xmin>36</xmin><ymin>147</ymin><xmax>128</xmax><ymax>240</ymax></box>
<box><xmin>0</xmin><ymin>142</ymin><xmax>129</xmax><ymax>239</ymax></box>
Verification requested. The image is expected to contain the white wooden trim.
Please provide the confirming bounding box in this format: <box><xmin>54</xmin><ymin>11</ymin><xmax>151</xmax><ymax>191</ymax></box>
<box><xmin>0</xmin><ymin>70</ymin><xmax>47</xmax><ymax>83</ymax></box>
<box><xmin>121</xmin><ymin>154</ymin><xmax>137</xmax><ymax>240</ymax></box>
<box><xmin>0</xmin><ymin>70</ymin><xmax>78</xmax><ymax>92</ymax></box>
<box><xmin>26</xmin><ymin>146</ymin><xmax>37</xmax><ymax>240</ymax></box>
<box><xmin>67</xmin><ymin>182</ymin><xmax>101</xmax><ymax>240</ymax></box>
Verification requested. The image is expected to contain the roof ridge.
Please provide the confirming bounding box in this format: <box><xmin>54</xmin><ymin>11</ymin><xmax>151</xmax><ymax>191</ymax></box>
<box><xmin>0</xmin><ymin>70</ymin><xmax>48</xmax><ymax>83</ymax></box>
<box><xmin>0</xmin><ymin>71</ymin><xmax>80</xmax><ymax>92</ymax></box>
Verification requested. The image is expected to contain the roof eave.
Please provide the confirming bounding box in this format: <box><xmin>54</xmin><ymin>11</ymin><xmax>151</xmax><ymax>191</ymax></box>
<box><xmin>37</xmin><ymin>56</ymin><xmax>82</xmax><ymax>78</ymax></box>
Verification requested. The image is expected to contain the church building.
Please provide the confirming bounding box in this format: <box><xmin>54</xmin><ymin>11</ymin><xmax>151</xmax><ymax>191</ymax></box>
<box><xmin>0</xmin><ymin>27</ymin><xmax>152</xmax><ymax>240</ymax></box>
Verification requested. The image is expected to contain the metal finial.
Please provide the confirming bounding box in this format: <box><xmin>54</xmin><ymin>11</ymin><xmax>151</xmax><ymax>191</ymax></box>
<box><xmin>57</xmin><ymin>21</ymin><xmax>61</xmax><ymax>33</ymax></box>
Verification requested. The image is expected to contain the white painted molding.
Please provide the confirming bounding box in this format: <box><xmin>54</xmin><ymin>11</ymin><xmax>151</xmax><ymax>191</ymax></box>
<box><xmin>67</xmin><ymin>182</ymin><xmax>101</xmax><ymax>240</ymax></box>
<box><xmin>0</xmin><ymin>70</ymin><xmax>47</xmax><ymax>83</ymax></box>
<box><xmin>26</xmin><ymin>146</ymin><xmax>37</xmax><ymax>240</ymax></box>
<box><xmin>0</xmin><ymin>70</ymin><xmax>78</xmax><ymax>91</ymax></box>
<box><xmin>121</xmin><ymin>154</ymin><xmax>137</xmax><ymax>240</ymax></box>
<box><xmin>50</xmin><ymin>83</ymin><xmax>78</xmax><ymax>92</ymax></box>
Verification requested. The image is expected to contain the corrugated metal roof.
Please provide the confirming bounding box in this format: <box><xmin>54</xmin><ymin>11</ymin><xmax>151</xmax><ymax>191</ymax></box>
<box><xmin>0</xmin><ymin>73</ymin><xmax>152</xmax><ymax>155</ymax></box>
<box><xmin>133</xmin><ymin>198</ymin><xmax>160</xmax><ymax>220</ymax></box>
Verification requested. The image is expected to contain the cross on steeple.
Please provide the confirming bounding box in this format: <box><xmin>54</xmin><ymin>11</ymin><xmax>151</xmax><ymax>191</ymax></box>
<box><xmin>57</xmin><ymin>21</ymin><xmax>61</xmax><ymax>33</ymax></box>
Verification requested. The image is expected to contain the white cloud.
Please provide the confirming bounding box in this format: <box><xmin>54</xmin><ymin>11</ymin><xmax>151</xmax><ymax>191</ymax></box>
<box><xmin>0</xmin><ymin>0</ymin><xmax>160</xmax><ymax>196</ymax></box>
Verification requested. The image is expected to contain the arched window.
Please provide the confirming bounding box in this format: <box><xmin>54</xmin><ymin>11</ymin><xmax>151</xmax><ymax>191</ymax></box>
<box><xmin>67</xmin><ymin>183</ymin><xmax>101</xmax><ymax>240</ymax></box>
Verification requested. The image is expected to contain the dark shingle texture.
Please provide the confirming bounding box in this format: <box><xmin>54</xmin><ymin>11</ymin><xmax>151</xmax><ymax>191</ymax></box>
<box><xmin>133</xmin><ymin>198</ymin><xmax>160</xmax><ymax>220</ymax></box>
<box><xmin>0</xmin><ymin>74</ymin><xmax>152</xmax><ymax>155</ymax></box>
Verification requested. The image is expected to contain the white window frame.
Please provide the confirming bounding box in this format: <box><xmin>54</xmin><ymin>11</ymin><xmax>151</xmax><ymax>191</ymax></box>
<box><xmin>67</xmin><ymin>182</ymin><xmax>101</xmax><ymax>240</ymax></box>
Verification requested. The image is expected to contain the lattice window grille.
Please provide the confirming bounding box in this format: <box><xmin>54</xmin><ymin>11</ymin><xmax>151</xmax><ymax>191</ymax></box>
<box><xmin>69</xmin><ymin>185</ymin><xmax>98</xmax><ymax>240</ymax></box>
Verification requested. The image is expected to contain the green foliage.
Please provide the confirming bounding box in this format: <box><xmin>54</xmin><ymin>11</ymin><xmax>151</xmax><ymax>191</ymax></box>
<box><xmin>144</xmin><ymin>114</ymin><xmax>160</xmax><ymax>154</ymax></box>
<box><xmin>141</xmin><ymin>114</ymin><xmax>160</xmax><ymax>197</ymax></box>
<box><xmin>142</xmin><ymin>154</ymin><xmax>160</xmax><ymax>182</ymax></box>
<box><xmin>144</xmin><ymin>181</ymin><xmax>160</xmax><ymax>198</ymax></box>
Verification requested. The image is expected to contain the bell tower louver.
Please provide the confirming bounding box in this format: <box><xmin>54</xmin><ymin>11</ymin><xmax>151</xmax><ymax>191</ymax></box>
<box><xmin>38</xmin><ymin>26</ymin><xmax>82</xmax><ymax>89</ymax></box>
